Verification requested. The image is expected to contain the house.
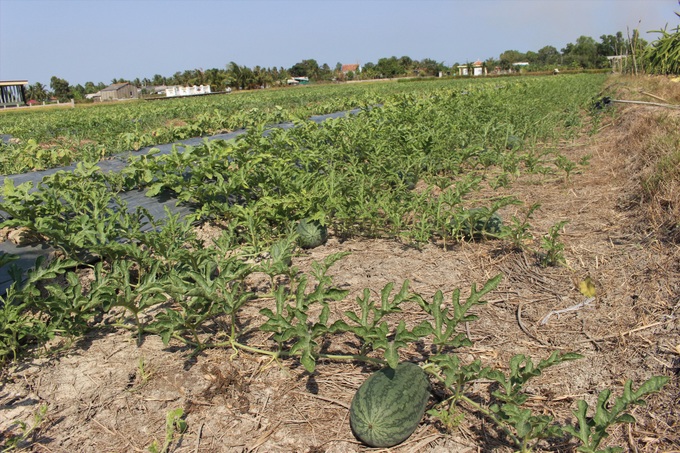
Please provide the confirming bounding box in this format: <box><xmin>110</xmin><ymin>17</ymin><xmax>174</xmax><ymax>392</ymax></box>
<box><xmin>458</xmin><ymin>61</ymin><xmax>486</xmax><ymax>76</ymax></box>
<box><xmin>0</xmin><ymin>80</ymin><xmax>28</xmax><ymax>107</ymax></box>
<box><xmin>100</xmin><ymin>82</ymin><xmax>139</xmax><ymax>101</ymax></box>
<box><xmin>165</xmin><ymin>85</ymin><xmax>211</xmax><ymax>97</ymax></box>
<box><xmin>287</xmin><ymin>77</ymin><xmax>309</xmax><ymax>85</ymax></box>
<box><xmin>341</xmin><ymin>64</ymin><xmax>360</xmax><ymax>75</ymax></box>
<box><xmin>85</xmin><ymin>91</ymin><xmax>101</xmax><ymax>101</ymax></box>
<box><xmin>607</xmin><ymin>55</ymin><xmax>626</xmax><ymax>73</ymax></box>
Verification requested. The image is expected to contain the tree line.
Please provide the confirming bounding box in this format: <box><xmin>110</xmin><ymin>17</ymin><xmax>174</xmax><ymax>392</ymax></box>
<box><xmin>25</xmin><ymin>23</ymin><xmax>679</xmax><ymax>103</ymax></box>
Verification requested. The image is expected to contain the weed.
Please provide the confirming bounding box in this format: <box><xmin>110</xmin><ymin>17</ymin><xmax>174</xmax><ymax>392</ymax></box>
<box><xmin>2</xmin><ymin>404</ymin><xmax>49</xmax><ymax>451</ymax></box>
<box><xmin>555</xmin><ymin>154</ymin><xmax>578</xmax><ymax>182</ymax></box>
<box><xmin>538</xmin><ymin>220</ymin><xmax>569</xmax><ymax>267</ymax></box>
<box><xmin>503</xmin><ymin>203</ymin><xmax>541</xmax><ymax>251</ymax></box>
<box><xmin>147</xmin><ymin>408</ymin><xmax>187</xmax><ymax>453</ymax></box>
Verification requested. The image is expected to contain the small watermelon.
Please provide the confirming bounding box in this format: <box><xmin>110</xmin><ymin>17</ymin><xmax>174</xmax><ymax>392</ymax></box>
<box><xmin>349</xmin><ymin>362</ymin><xmax>430</xmax><ymax>448</ymax></box>
<box><xmin>296</xmin><ymin>218</ymin><xmax>328</xmax><ymax>249</ymax></box>
<box><xmin>397</xmin><ymin>170</ymin><xmax>418</xmax><ymax>190</ymax></box>
<box><xmin>458</xmin><ymin>208</ymin><xmax>503</xmax><ymax>239</ymax></box>
<box><xmin>506</xmin><ymin>135</ymin><xmax>522</xmax><ymax>150</ymax></box>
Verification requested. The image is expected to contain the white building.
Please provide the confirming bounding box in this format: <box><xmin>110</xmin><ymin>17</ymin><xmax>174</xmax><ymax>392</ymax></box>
<box><xmin>165</xmin><ymin>85</ymin><xmax>212</xmax><ymax>97</ymax></box>
<box><xmin>458</xmin><ymin>60</ymin><xmax>486</xmax><ymax>76</ymax></box>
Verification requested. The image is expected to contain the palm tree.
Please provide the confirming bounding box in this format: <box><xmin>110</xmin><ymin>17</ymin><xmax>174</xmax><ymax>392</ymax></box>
<box><xmin>227</xmin><ymin>62</ymin><xmax>254</xmax><ymax>90</ymax></box>
<box><xmin>27</xmin><ymin>82</ymin><xmax>48</xmax><ymax>101</ymax></box>
<box><xmin>203</xmin><ymin>68</ymin><xmax>226</xmax><ymax>91</ymax></box>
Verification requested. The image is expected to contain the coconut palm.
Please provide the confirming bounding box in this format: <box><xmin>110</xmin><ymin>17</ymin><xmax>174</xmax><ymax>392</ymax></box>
<box><xmin>227</xmin><ymin>62</ymin><xmax>254</xmax><ymax>90</ymax></box>
<box><xmin>27</xmin><ymin>82</ymin><xmax>48</xmax><ymax>101</ymax></box>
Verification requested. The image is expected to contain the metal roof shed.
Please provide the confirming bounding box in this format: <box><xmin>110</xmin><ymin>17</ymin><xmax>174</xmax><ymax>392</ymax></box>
<box><xmin>0</xmin><ymin>80</ymin><xmax>28</xmax><ymax>107</ymax></box>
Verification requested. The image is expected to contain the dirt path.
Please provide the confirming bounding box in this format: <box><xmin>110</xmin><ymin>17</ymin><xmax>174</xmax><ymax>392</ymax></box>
<box><xmin>1</xmin><ymin>105</ymin><xmax>678</xmax><ymax>452</ymax></box>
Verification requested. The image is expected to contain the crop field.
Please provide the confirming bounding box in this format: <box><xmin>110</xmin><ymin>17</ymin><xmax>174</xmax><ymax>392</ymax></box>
<box><xmin>0</xmin><ymin>74</ymin><xmax>678</xmax><ymax>452</ymax></box>
<box><xmin>0</xmin><ymin>79</ymin><xmax>499</xmax><ymax>176</ymax></box>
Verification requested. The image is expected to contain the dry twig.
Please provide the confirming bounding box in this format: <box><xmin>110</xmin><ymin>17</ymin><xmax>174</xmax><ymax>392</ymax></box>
<box><xmin>540</xmin><ymin>297</ymin><xmax>596</xmax><ymax>325</ymax></box>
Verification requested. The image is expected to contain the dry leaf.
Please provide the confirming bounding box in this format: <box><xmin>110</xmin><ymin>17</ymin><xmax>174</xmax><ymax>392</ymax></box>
<box><xmin>578</xmin><ymin>276</ymin><xmax>596</xmax><ymax>298</ymax></box>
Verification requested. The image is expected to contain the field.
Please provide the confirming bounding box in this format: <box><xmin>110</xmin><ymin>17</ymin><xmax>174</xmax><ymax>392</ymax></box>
<box><xmin>0</xmin><ymin>74</ymin><xmax>679</xmax><ymax>452</ymax></box>
<box><xmin>0</xmin><ymin>80</ymin><xmax>480</xmax><ymax>176</ymax></box>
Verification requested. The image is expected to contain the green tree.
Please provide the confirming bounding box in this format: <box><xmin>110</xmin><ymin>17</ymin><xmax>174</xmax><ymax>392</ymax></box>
<box><xmin>50</xmin><ymin>76</ymin><xmax>71</xmax><ymax>101</ymax></box>
<box><xmin>598</xmin><ymin>32</ymin><xmax>626</xmax><ymax>56</ymax></box>
<box><xmin>26</xmin><ymin>82</ymin><xmax>48</xmax><ymax>101</ymax></box>
<box><xmin>499</xmin><ymin>50</ymin><xmax>526</xmax><ymax>69</ymax></box>
<box><xmin>251</xmin><ymin>66</ymin><xmax>273</xmax><ymax>88</ymax></box>
<box><xmin>417</xmin><ymin>58</ymin><xmax>445</xmax><ymax>76</ymax></box>
<box><xmin>319</xmin><ymin>63</ymin><xmax>333</xmax><ymax>80</ymax></box>
<box><xmin>72</xmin><ymin>84</ymin><xmax>86</xmax><ymax>100</ymax></box>
<box><xmin>226</xmin><ymin>61</ymin><xmax>254</xmax><ymax>89</ymax></box>
<box><xmin>358</xmin><ymin>62</ymin><xmax>378</xmax><ymax>79</ymax></box>
<box><xmin>398</xmin><ymin>55</ymin><xmax>414</xmax><ymax>72</ymax></box>
<box><xmin>561</xmin><ymin>35</ymin><xmax>603</xmax><ymax>68</ymax></box>
<box><xmin>290</xmin><ymin>59</ymin><xmax>320</xmax><ymax>79</ymax></box>
<box><xmin>525</xmin><ymin>50</ymin><xmax>539</xmax><ymax>64</ymax></box>
<box><xmin>204</xmin><ymin>68</ymin><xmax>227</xmax><ymax>91</ymax></box>
<box><xmin>537</xmin><ymin>45</ymin><xmax>560</xmax><ymax>66</ymax></box>
<box><xmin>272</xmin><ymin>66</ymin><xmax>290</xmax><ymax>85</ymax></box>
<box><xmin>376</xmin><ymin>56</ymin><xmax>405</xmax><ymax>78</ymax></box>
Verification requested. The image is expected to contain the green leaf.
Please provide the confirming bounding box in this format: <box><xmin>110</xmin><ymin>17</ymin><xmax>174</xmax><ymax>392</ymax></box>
<box><xmin>614</xmin><ymin>414</ymin><xmax>636</xmax><ymax>424</ymax></box>
<box><xmin>146</xmin><ymin>182</ymin><xmax>164</xmax><ymax>197</ymax></box>
<box><xmin>300</xmin><ymin>349</ymin><xmax>316</xmax><ymax>373</ymax></box>
<box><xmin>384</xmin><ymin>344</ymin><xmax>399</xmax><ymax>369</ymax></box>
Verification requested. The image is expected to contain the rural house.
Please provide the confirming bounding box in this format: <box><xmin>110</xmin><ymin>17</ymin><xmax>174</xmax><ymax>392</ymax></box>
<box><xmin>458</xmin><ymin>60</ymin><xmax>486</xmax><ymax>76</ymax></box>
<box><xmin>341</xmin><ymin>64</ymin><xmax>360</xmax><ymax>75</ymax></box>
<box><xmin>165</xmin><ymin>85</ymin><xmax>211</xmax><ymax>97</ymax></box>
<box><xmin>100</xmin><ymin>82</ymin><xmax>139</xmax><ymax>101</ymax></box>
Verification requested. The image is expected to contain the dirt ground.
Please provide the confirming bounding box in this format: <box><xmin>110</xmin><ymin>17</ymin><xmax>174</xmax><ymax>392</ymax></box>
<box><xmin>1</xmin><ymin>101</ymin><xmax>679</xmax><ymax>452</ymax></box>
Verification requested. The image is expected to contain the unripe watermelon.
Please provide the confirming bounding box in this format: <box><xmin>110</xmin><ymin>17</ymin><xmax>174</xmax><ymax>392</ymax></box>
<box><xmin>458</xmin><ymin>208</ymin><xmax>503</xmax><ymax>239</ymax></box>
<box><xmin>350</xmin><ymin>362</ymin><xmax>430</xmax><ymax>448</ymax></box>
<box><xmin>506</xmin><ymin>134</ymin><xmax>522</xmax><ymax>150</ymax></box>
<box><xmin>296</xmin><ymin>218</ymin><xmax>328</xmax><ymax>249</ymax></box>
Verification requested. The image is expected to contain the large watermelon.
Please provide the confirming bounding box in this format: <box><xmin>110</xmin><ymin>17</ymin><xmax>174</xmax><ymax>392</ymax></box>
<box><xmin>349</xmin><ymin>362</ymin><xmax>430</xmax><ymax>448</ymax></box>
<box><xmin>296</xmin><ymin>218</ymin><xmax>328</xmax><ymax>249</ymax></box>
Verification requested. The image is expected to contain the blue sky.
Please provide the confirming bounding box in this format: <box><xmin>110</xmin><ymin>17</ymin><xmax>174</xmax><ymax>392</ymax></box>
<box><xmin>1</xmin><ymin>0</ymin><xmax>678</xmax><ymax>87</ymax></box>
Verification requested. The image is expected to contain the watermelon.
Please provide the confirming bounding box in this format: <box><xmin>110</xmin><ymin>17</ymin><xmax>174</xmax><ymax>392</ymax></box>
<box><xmin>350</xmin><ymin>362</ymin><xmax>430</xmax><ymax>448</ymax></box>
<box><xmin>397</xmin><ymin>170</ymin><xmax>418</xmax><ymax>190</ymax></box>
<box><xmin>458</xmin><ymin>208</ymin><xmax>503</xmax><ymax>239</ymax></box>
<box><xmin>296</xmin><ymin>218</ymin><xmax>328</xmax><ymax>249</ymax></box>
<box><xmin>506</xmin><ymin>135</ymin><xmax>522</xmax><ymax>150</ymax></box>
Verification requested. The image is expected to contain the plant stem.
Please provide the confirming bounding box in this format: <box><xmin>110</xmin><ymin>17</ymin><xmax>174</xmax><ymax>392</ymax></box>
<box><xmin>421</xmin><ymin>364</ymin><xmax>523</xmax><ymax>449</ymax></box>
<box><xmin>459</xmin><ymin>394</ymin><xmax>521</xmax><ymax>447</ymax></box>
<box><xmin>316</xmin><ymin>352</ymin><xmax>386</xmax><ymax>366</ymax></box>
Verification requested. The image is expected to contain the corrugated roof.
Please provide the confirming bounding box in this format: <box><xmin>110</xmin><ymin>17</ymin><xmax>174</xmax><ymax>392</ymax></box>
<box><xmin>0</xmin><ymin>80</ymin><xmax>28</xmax><ymax>87</ymax></box>
<box><xmin>101</xmin><ymin>82</ymin><xmax>132</xmax><ymax>91</ymax></box>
